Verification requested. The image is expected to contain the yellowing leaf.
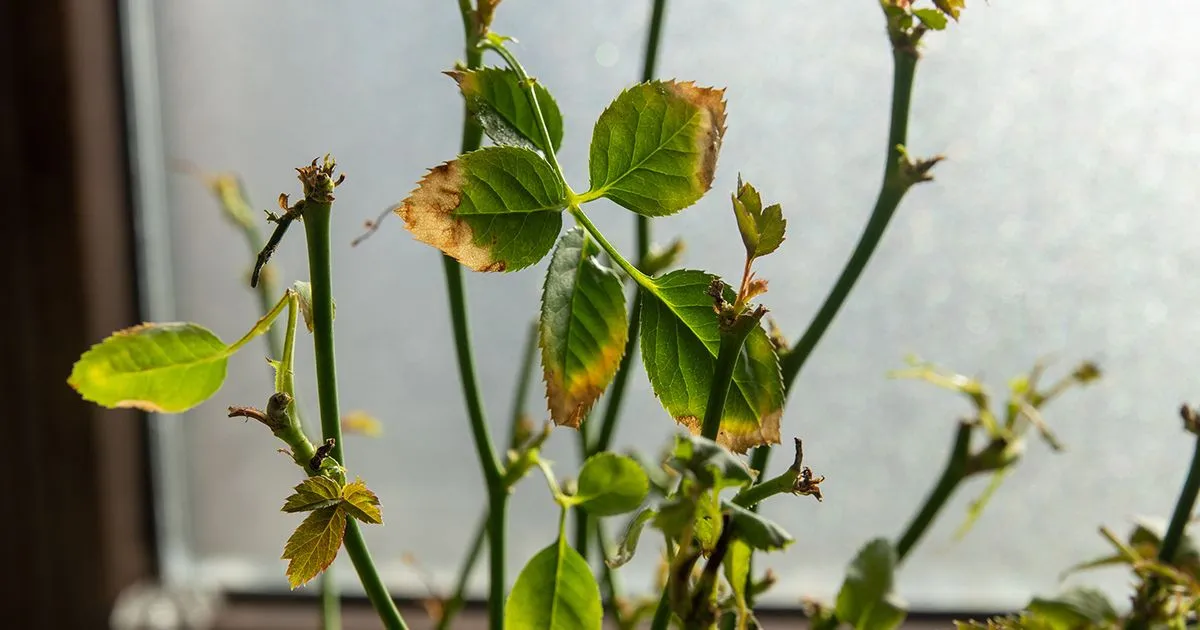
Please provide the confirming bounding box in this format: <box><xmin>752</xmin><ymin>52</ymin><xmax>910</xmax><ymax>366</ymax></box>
<box><xmin>342</xmin><ymin>410</ymin><xmax>384</xmax><ymax>437</ymax></box>
<box><xmin>589</xmin><ymin>81</ymin><xmax>727</xmax><ymax>217</ymax></box>
<box><xmin>282</xmin><ymin>475</ymin><xmax>343</xmax><ymax>513</ymax></box>
<box><xmin>341</xmin><ymin>478</ymin><xmax>383</xmax><ymax>524</ymax></box>
<box><xmin>69</xmin><ymin>322</ymin><xmax>229</xmax><ymax>413</ymax></box>
<box><xmin>282</xmin><ymin>506</ymin><xmax>347</xmax><ymax>589</ymax></box>
<box><xmin>539</xmin><ymin>228</ymin><xmax>628</xmax><ymax>427</ymax></box>
<box><xmin>641</xmin><ymin>271</ymin><xmax>784</xmax><ymax>453</ymax></box>
<box><xmin>397</xmin><ymin>147</ymin><xmax>566</xmax><ymax>272</ymax></box>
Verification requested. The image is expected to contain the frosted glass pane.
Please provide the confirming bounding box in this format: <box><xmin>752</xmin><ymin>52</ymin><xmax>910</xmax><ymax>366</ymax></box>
<box><xmin>136</xmin><ymin>0</ymin><xmax>1200</xmax><ymax>611</ymax></box>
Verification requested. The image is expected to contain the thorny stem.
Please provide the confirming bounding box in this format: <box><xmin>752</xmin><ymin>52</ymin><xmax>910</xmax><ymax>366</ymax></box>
<box><xmin>749</xmin><ymin>43</ymin><xmax>920</xmax><ymax>480</ymax></box>
<box><xmin>894</xmin><ymin>421</ymin><xmax>972</xmax><ymax>563</ymax></box>
<box><xmin>302</xmin><ymin>196</ymin><xmax>407</xmax><ymax>630</ymax></box>
<box><xmin>449</xmin><ymin>7</ymin><xmax>506</xmax><ymax>628</ymax></box>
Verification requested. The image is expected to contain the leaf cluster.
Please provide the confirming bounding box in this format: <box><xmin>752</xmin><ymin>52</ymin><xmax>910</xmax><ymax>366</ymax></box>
<box><xmin>280</xmin><ymin>476</ymin><xmax>384</xmax><ymax>588</ymax></box>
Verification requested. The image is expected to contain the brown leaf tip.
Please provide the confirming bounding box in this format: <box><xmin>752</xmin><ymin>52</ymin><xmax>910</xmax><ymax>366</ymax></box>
<box><xmin>663</xmin><ymin>80</ymin><xmax>728</xmax><ymax>193</ymax></box>
<box><xmin>396</xmin><ymin>160</ymin><xmax>502</xmax><ymax>272</ymax></box>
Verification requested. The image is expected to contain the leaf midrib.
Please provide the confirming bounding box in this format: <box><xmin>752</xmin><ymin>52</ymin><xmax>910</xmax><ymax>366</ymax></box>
<box><xmin>592</xmin><ymin>104</ymin><xmax>702</xmax><ymax>199</ymax></box>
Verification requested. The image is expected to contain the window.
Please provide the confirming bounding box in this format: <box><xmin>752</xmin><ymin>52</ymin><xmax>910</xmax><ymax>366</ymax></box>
<box><xmin>125</xmin><ymin>0</ymin><xmax>1200</xmax><ymax>615</ymax></box>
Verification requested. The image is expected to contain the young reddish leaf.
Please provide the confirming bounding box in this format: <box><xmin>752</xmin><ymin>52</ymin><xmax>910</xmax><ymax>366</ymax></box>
<box><xmin>588</xmin><ymin>81</ymin><xmax>727</xmax><ymax>216</ymax></box>
<box><xmin>341</xmin><ymin>478</ymin><xmax>384</xmax><ymax>525</ymax></box>
<box><xmin>281</xmin><ymin>475</ymin><xmax>343</xmax><ymax>513</ymax></box>
<box><xmin>282</xmin><ymin>506</ymin><xmax>347</xmax><ymax>589</ymax></box>
<box><xmin>397</xmin><ymin>146</ymin><xmax>566</xmax><ymax>272</ymax></box>
<box><xmin>68</xmin><ymin>322</ymin><xmax>229</xmax><ymax>413</ymax></box>
<box><xmin>640</xmin><ymin>270</ymin><xmax>784</xmax><ymax>452</ymax></box>
<box><xmin>539</xmin><ymin>228</ymin><xmax>628</xmax><ymax>427</ymax></box>
<box><xmin>448</xmin><ymin>67</ymin><xmax>564</xmax><ymax>154</ymax></box>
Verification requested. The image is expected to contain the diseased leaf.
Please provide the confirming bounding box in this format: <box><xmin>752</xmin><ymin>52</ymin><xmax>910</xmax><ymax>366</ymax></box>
<box><xmin>539</xmin><ymin>228</ymin><xmax>628</xmax><ymax>427</ymax></box>
<box><xmin>448</xmin><ymin>67</ymin><xmax>564</xmax><ymax>154</ymax></box>
<box><xmin>282</xmin><ymin>476</ymin><xmax>343</xmax><ymax>513</ymax></box>
<box><xmin>607</xmin><ymin>507</ymin><xmax>656</xmax><ymax>569</ymax></box>
<box><xmin>506</xmin><ymin>538</ymin><xmax>603</xmax><ymax>630</ymax></box>
<box><xmin>341</xmin><ymin>478</ymin><xmax>384</xmax><ymax>524</ymax></box>
<box><xmin>835</xmin><ymin>539</ymin><xmax>907</xmax><ymax>630</ymax></box>
<box><xmin>575</xmin><ymin>452</ymin><xmax>649</xmax><ymax>516</ymax></box>
<box><xmin>724</xmin><ymin>501</ymin><xmax>792</xmax><ymax>551</ymax></box>
<box><xmin>68</xmin><ymin>322</ymin><xmax>229</xmax><ymax>413</ymax></box>
<box><xmin>398</xmin><ymin>146</ymin><xmax>566</xmax><ymax>272</ymax></box>
<box><xmin>668</xmin><ymin>434</ymin><xmax>754</xmax><ymax>490</ymax></box>
<box><xmin>913</xmin><ymin>8</ymin><xmax>949</xmax><ymax>30</ymax></box>
<box><xmin>588</xmin><ymin>81</ymin><xmax>727</xmax><ymax>217</ymax></box>
<box><xmin>640</xmin><ymin>270</ymin><xmax>784</xmax><ymax>452</ymax></box>
<box><xmin>282</xmin><ymin>506</ymin><xmax>347</xmax><ymax>589</ymax></box>
<box><xmin>1027</xmin><ymin>587</ymin><xmax>1117</xmax><ymax>629</ymax></box>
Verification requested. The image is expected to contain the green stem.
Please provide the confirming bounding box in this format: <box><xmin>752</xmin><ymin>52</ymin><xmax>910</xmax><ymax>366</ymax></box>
<box><xmin>303</xmin><ymin>201</ymin><xmax>406</xmax><ymax>630</ymax></box>
<box><xmin>479</xmin><ymin>39</ymin><xmax>568</xmax><ymax>184</ymax></box>
<box><xmin>343</xmin><ymin>522</ymin><xmax>405</xmax><ymax>630</ymax></box>
<box><xmin>437</xmin><ymin>514</ymin><xmax>487</xmax><ymax>630</ymax></box>
<box><xmin>749</xmin><ymin>47</ymin><xmax>919</xmax><ymax>477</ymax></box>
<box><xmin>732</xmin><ymin>467</ymin><xmax>798</xmax><ymax>508</ymax></box>
<box><xmin>320</xmin><ymin>572</ymin><xmax>341</xmax><ymax>630</ymax></box>
<box><xmin>568</xmin><ymin>206</ymin><xmax>656</xmax><ymax>292</ymax></box>
<box><xmin>702</xmin><ymin>320</ymin><xmax>758</xmax><ymax>441</ymax></box>
<box><xmin>649</xmin><ymin>588</ymin><xmax>673</xmax><ymax>630</ymax></box>
<box><xmin>894</xmin><ymin>421</ymin><xmax>972</xmax><ymax>564</ymax></box>
<box><xmin>447</xmin><ymin>11</ymin><xmax>506</xmax><ymax>627</ymax></box>
<box><xmin>1158</xmin><ymin>432</ymin><xmax>1200</xmax><ymax>565</ymax></box>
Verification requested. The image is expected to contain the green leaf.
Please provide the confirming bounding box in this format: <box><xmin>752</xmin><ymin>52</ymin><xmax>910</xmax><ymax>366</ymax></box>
<box><xmin>640</xmin><ymin>270</ymin><xmax>784</xmax><ymax>452</ymax></box>
<box><xmin>606</xmin><ymin>507</ymin><xmax>656</xmax><ymax>569</ymax></box>
<box><xmin>731</xmin><ymin>178</ymin><xmax>786</xmax><ymax>260</ymax></box>
<box><xmin>282</xmin><ymin>476</ymin><xmax>343</xmax><ymax>513</ymax></box>
<box><xmin>933</xmin><ymin>0</ymin><xmax>965</xmax><ymax>21</ymax></box>
<box><xmin>539</xmin><ymin>228</ymin><xmax>628</xmax><ymax>427</ymax></box>
<box><xmin>575</xmin><ymin>452</ymin><xmax>649</xmax><ymax>516</ymax></box>
<box><xmin>692</xmin><ymin>491</ymin><xmax>724</xmax><ymax>553</ymax></box>
<box><xmin>506</xmin><ymin>537</ymin><xmax>603</xmax><ymax>630</ymax></box>
<box><xmin>398</xmin><ymin>146</ymin><xmax>566</xmax><ymax>272</ymax></box>
<box><xmin>668</xmin><ymin>433</ymin><xmax>754</xmax><ymax>490</ymax></box>
<box><xmin>68</xmin><ymin>322</ymin><xmax>229</xmax><ymax>413</ymax></box>
<box><xmin>448</xmin><ymin>66</ymin><xmax>564</xmax><ymax>154</ymax></box>
<box><xmin>913</xmin><ymin>8</ymin><xmax>948</xmax><ymax>30</ymax></box>
<box><xmin>1026</xmin><ymin>587</ymin><xmax>1117</xmax><ymax>629</ymax></box>
<box><xmin>723</xmin><ymin>539</ymin><xmax>752</xmax><ymax>628</ymax></box>
<box><xmin>282</xmin><ymin>505</ymin><xmax>347</xmax><ymax>589</ymax></box>
<box><xmin>341</xmin><ymin>477</ymin><xmax>383</xmax><ymax>525</ymax></box>
<box><xmin>588</xmin><ymin>81</ymin><xmax>727</xmax><ymax>217</ymax></box>
<box><xmin>835</xmin><ymin>538</ymin><xmax>908</xmax><ymax>630</ymax></box>
<box><xmin>724</xmin><ymin>501</ymin><xmax>792</xmax><ymax>551</ymax></box>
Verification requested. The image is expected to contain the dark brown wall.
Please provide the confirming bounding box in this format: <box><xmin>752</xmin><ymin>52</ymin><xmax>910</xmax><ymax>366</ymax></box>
<box><xmin>2</xmin><ymin>0</ymin><xmax>152</xmax><ymax>627</ymax></box>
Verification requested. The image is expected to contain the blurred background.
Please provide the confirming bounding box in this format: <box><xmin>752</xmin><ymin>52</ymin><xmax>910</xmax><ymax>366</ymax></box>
<box><xmin>10</xmin><ymin>0</ymin><xmax>1200</xmax><ymax>628</ymax></box>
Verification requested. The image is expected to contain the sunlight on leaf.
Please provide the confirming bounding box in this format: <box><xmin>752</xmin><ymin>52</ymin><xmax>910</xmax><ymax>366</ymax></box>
<box><xmin>68</xmin><ymin>322</ymin><xmax>229</xmax><ymax>413</ymax></box>
<box><xmin>282</xmin><ymin>506</ymin><xmax>347</xmax><ymax>589</ymax></box>
<box><xmin>449</xmin><ymin>66</ymin><xmax>563</xmax><ymax>154</ymax></box>
<box><xmin>641</xmin><ymin>270</ymin><xmax>784</xmax><ymax>452</ymax></box>
<box><xmin>575</xmin><ymin>452</ymin><xmax>649</xmax><ymax>516</ymax></box>
<box><xmin>341</xmin><ymin>478</ymin><xmax>384</xmax><ymax>524</ymax></box>
<box><xmin>539</xmin><ymin>228</ymin><xmax>628</xmax><ymax>427</ymax></box>
<box><xmin>589</xmin><ymin>81</ymin><xmax>727</xmax><ymax>216</ymax></box>
<box><xmin>281</xmin><ymin>476</ymin><xmax>343</xmax><ymax>513</ymax></box>
<box><xmin>398</xmin><ymin>146</ymin><xmax>566</xmax><ymax>272</ymax></box>
<box><xmin>506</xmin><ymin>538</ymin><xmax>602</xmax><ymax>629</ymax></box>
<box><xmin>341</xmin><ymin>410</ymin><xmax>384</xmax><ymax>437</ymax></box>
